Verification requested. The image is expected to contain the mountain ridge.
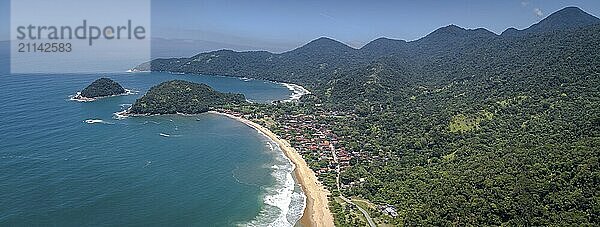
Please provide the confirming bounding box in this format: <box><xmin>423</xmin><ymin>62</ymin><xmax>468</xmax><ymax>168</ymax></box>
<box><xmin>501</xmin><ymin>6</ymin><xmax>600</xmax><ymax>36</ymax></box>
<box><xmin>133</xmin><ymin>6</ymin><xmax>599</xmax><ymax>86</ymax></box>
<box><xmin>136</xmin><ymin>6</ymin><xmax>599</xmax><ymax>67</ymax></box>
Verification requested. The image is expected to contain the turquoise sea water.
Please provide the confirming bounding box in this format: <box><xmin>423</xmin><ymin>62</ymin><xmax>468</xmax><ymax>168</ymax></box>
<box><xmin>0</xmin><ymin>68</ymin><xmax>305</xmax><ymax>226</ymax></box>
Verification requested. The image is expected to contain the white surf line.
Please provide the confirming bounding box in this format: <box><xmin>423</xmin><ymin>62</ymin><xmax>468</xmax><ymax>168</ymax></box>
<box><xmin>70</xmin><ymin>89</ymin><xmax>138</xmax><ymax>102</ymax></box>
<box><xmin>280</xmin><ymin>82</ymin><xmax>311</xmax><ymax>102</ymax></box>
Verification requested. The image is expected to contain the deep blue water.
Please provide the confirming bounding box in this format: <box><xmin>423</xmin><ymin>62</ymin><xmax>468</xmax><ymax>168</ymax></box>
<box><xmin>0</xmin><ymin>70</ymin><xmax>305</xmax><ymax>226</ymax></box>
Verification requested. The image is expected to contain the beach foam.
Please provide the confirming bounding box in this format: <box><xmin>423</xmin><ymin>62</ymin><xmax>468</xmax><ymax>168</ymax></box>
<box><xmin>280</xmin><ymin>83</ymin><xmax>311</xmax><ymax>102</ymax></box>
<box><xmin>113</xmin><ymin>103</ymin><xmax>134</xmax><ymax>120</ymax></box>
<box><xmin>210</xmin><ymin>111</ymin><xmax>309</xmax><ymax>227</ymax></box>
<box><xmin>126</xmin><ymin>69</ymin><xmax>149</xmax><ymax>73</ymax></box>
<box><xmin>113</xmin><ymin>110</ymin><xmax>130</xmax><ymax>119</ymax></box>
<box><xmin>241</xmin><ymin>138</ymin><xmax>306</xmax><ymax>227</ymax></box>
<box><xmin>70</xmin><ymin>92</ymin><xmax>96</xmax><ymax>102</ymax></box>
<box><xmin>69</xmin><ymin>89</ymin><xmax>138</xmax><ymax>103</ymax></box>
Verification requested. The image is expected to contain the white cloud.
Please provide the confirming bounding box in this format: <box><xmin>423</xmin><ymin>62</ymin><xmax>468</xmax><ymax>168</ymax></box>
<box><xmin>521</xmin><ymin>1</ymin><xmax>529</xmax><ymax>7</ymax></box>
<box><xmin>533</xmin><ymin>8</ymin><xmax>544</xmax><ymax>17</ymax></box>
<box><xmin>319</xmin><ymin>12</ymin><xmax>335</xmax><ymax>21</ymax></box>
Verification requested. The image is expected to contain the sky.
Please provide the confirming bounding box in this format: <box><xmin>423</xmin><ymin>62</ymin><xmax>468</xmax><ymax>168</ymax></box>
<box><xmin>1</xmin><ymin>0</ymin><xmax>600</xmax><ymax>53</ymax></box>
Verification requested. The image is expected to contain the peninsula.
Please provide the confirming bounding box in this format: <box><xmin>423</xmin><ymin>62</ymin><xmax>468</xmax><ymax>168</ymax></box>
<box><xmin>128</xmin><ymin>80</ymin><xmax>245</xmax><ymax>115</ymax></box>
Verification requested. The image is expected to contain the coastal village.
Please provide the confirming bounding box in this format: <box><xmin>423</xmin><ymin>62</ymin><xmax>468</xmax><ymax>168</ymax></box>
<box><xmin>217</xmin><ymin>104</ymin><xmax>400</xmax><ymax>225</ymax></box>
<box><xmin>216</xmin><ymin>108</ymin><xmax>353</xmax><ymax>188</ymax></box>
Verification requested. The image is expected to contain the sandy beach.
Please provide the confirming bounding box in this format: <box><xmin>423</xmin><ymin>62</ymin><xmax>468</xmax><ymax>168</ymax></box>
<box><xmin>210</xmin><ymin>111</ymin><xmax>334</xmax><ymax>227</ymax></box>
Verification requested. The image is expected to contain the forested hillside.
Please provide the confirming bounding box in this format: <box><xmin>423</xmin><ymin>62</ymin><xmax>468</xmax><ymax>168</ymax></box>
<box><xmin>134</xmin><ymin>7</ymin><xmax>600</xmax><ymax>226</ymax></box>
<box><xmin>129</xmin><ymin>80</ymin><xmax>245</xmax><ymax>115</ymax></box>
<box><xmin>318</xmin><ymin>24</ymin><xmax>600</xmax><ymax>225</ymax></box>
<box><xmin>80</xmin><ymin>78</ymin><xmax>126</xmax><ymax>98</ymax></box>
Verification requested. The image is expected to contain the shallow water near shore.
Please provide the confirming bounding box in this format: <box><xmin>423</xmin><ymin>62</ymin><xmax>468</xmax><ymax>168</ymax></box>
<box><xmin>0</xmin><ymin>72</ymin><xmax>305</xmax><ymax>226</ymax></box>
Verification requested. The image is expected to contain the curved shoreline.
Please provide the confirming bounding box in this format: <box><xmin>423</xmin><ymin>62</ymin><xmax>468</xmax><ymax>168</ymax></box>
<box><xmin>125</xmin><ymin>70</ymin><xmax>310</xmax><ymax>103</ymax></box>
<box><xmin>279</xmin><ymin>82</ymin><xmax>311</xmax><ymax>102</ymax></box>
<box><xmin>209</xmin><ymin>111</ymin><xmax>334</xmax><ymax>227</ymax></box>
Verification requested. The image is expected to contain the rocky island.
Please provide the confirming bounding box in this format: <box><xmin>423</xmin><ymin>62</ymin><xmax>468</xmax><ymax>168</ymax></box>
<box><xmin>72</xmin><ymin>78</ymin><xmax>127</xmax><ymax>101</ymax></box>
<box><xmin>128</xmin><ymin>80</ymin><xmax>246</xmax><ymax>115</ymax></box>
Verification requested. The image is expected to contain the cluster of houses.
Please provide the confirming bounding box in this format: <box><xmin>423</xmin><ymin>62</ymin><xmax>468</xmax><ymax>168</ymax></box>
<box><xmin>275</xmin><ymin>113</ymin><xmax>354</xmax><ymax>176</ymax></box>
<box><xmin>217</xmin><ymin>107</ymin><xmax>401</xmax><ymax>218</ymax></box>
<box><xmin>216</xmin><ymin>108</ymin><xmax>355</xmax><ymax>179</ymax></box>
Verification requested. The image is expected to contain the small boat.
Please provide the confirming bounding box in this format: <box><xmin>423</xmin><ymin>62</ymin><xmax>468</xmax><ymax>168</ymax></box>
<box><xmin>159</xmin><ymin>133</ymin><xmax>170</xmax><ymax>137</ymax></box>
<box><xmin>85</xmin><ymin>119</ymin><xmax>103</xmax><ymax>124</ymax></box>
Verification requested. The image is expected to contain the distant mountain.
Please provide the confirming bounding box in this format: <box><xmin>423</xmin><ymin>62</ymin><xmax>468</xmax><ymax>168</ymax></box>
<box><xmin>133</xmin><ymin>6</ymin><xmax>598</xmax><ymax>86</ymax></box>
<box><xmin>502</xmin><ymin>6</ymin><xmax>600</xmax><ymax>36</ymax></box>
<box><xmin>413</xmin><ymin>25</ymin><xmax>497</xmax><ymax>53</ymax></box>
<box><xmin>421</xmin><ymin>25</ymin><xmax>497</xmax><ymax>41</ymax></box>
<box><xmin>134</xmin><ymin>37</ymin><xmax>369</xmax><ymax>86</ymax></box>
<box><xmin>359</xmin><ymin>38</ymin><xmax>408</xmax><ymax>58</ymax></box>
<box><xmin>501</xmin><ymin>27</ymin><xmax>520</xmax><ymax>36</ymax></box>
<box><xmin>357</xmin><ymin>26</ymin><xmax>497</xmax><ymax>58</ymax></box>
<box><xmin>287</xmin><ymin>37</ymin><xmax>355</xmax><ymax>56</ymax></box>
<box><xmin>151</xmin><ymin>38</ymin><xmax>266</xmax><ymax>58</ymax></box>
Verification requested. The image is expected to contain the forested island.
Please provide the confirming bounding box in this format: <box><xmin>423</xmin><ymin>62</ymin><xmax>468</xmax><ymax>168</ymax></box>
<box><xmin>133</xmin><ymin>7</ymin><xmax>600</xmax><ymax>226</ymax></box>
<box><xmin>79</xmin><ymin>78</ymin><xmax>126</xmax><ymax>99</ymax></box>
<box><xmin>129</xmin><ymin>80</ymin><xmax>245</xmax><ymax>115</ymax></box>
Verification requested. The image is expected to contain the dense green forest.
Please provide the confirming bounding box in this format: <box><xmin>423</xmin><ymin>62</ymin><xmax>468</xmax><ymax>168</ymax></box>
<box><xmin>80</xmin><ymin>78</ymin><xmax>126</xmax><ymax>98</ymax></box>
<box><xmin>129</xmin><ymin>80</ymin><xmax>245</xmax><ymax>115</ymax></box>
<box><xmin>136</xmin><ymin>7</ymin><xmax>599</xmax><ymax>226</ymax></box>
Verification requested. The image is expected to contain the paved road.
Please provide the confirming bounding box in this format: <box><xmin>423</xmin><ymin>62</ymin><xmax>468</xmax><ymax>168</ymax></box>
<box><xmin>332</xmin><ymin>145</ymin><xmax>375</xmax><ymax>226</ymax></box>
<box><xmin>340</xmin><ymin>196</ymin><xmax>377</xmax><ymax>227</ymax></box>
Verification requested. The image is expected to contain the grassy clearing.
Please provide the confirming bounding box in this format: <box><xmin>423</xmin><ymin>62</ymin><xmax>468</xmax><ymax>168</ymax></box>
<box><xmin>449</xmin><ymin>110</ymin><xmax>493</xmax><ymax>133</ymax></box>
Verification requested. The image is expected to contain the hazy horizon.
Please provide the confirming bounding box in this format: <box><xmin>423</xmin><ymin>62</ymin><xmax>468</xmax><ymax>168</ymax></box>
<box><xmin>1</xmin><ymin>0</ymin><xmax>600</xmax><ymax>54</ymax></box>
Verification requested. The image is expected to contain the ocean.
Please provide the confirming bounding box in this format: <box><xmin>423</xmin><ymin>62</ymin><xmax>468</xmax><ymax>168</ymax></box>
<box><xmin>0</xmin><ymin>68</ymin><xmax>306</xmax><ymax>226</ymax></box>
